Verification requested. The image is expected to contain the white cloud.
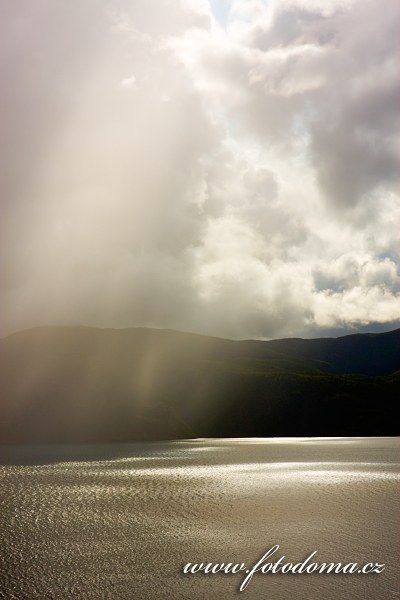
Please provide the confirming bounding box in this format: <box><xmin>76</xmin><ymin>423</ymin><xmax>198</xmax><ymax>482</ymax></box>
<box><xmin>0</xmin><ymin>0</ymin><xmax>399</xmax><ymax>339</ymax></box>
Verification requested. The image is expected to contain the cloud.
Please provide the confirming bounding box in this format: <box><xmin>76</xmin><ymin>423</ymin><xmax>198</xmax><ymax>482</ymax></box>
<box><xmin>0</xmin><ymin>0</ymin><xmax>399</xmax><ymax>339</ymax></box>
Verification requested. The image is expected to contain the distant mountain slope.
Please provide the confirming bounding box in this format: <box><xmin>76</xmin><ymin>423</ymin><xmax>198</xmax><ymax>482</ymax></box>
<box><xmin>0</xmin><ymin>326</ymin><xmax>399</xmax><ymax>442</ymax></box>
<box><xmin>266</xmin><ymin>329</ymin><xmax>400</xmax><ymax>375</ymax></box>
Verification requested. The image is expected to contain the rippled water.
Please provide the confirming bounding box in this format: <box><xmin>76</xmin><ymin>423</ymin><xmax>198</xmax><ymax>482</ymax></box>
<box><xmin>0</xmin><ymin>438</ymin><xmax>399</xmax><ymax>599</ymax></box>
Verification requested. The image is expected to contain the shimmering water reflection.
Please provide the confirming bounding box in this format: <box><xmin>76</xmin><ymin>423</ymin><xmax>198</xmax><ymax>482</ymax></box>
<box><xmin>0</xmin><ymin>438</ymin><xmax>399</xmax><ymax>599</ymax></box>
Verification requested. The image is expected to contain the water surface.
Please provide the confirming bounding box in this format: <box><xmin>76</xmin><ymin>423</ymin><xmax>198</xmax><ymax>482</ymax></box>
<box><xmin>1</xmin><ymin>438</ymin><xmax>399</xmax><ymax>599</ymax></box>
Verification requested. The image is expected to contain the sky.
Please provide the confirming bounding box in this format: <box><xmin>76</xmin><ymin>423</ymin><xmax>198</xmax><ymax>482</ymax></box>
<box><xmin>1</xmin><ymin>0</ymin><xmax>399</xmax><ymax>340</ymax></box>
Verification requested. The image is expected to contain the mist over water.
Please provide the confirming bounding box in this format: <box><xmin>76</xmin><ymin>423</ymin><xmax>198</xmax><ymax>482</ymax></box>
<box><xmin>1</xmin><ymin>438</ymin><xmax>399</xmax><ymax>599</ymax></box>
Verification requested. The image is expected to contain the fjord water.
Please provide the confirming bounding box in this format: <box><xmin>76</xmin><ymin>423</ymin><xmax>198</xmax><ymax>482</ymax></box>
<box><xmin>0</xmin><ymin>438</ymin><xmax>399</xmax><ymax>599</ymax></box>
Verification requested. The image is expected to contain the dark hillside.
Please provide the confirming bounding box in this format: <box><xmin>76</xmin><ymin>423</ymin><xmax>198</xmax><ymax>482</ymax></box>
<box><xmin>0</xmin><ymin>326</ymin><xmax>399</xmax><ymax>442</ymax></box>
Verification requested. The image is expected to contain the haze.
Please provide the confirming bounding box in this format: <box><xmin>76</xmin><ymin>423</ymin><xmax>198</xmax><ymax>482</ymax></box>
<box><xmin>1</xmin><ymin>0</ymin><xmax>399</xmax><ymax>339</ymax></box>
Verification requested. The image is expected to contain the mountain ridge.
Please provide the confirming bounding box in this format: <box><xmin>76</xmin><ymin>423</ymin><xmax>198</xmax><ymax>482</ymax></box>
<box><xmin>0</xmin><ymin>325</ymin><xmax>399</xmax><ymax>442</ymax></box>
